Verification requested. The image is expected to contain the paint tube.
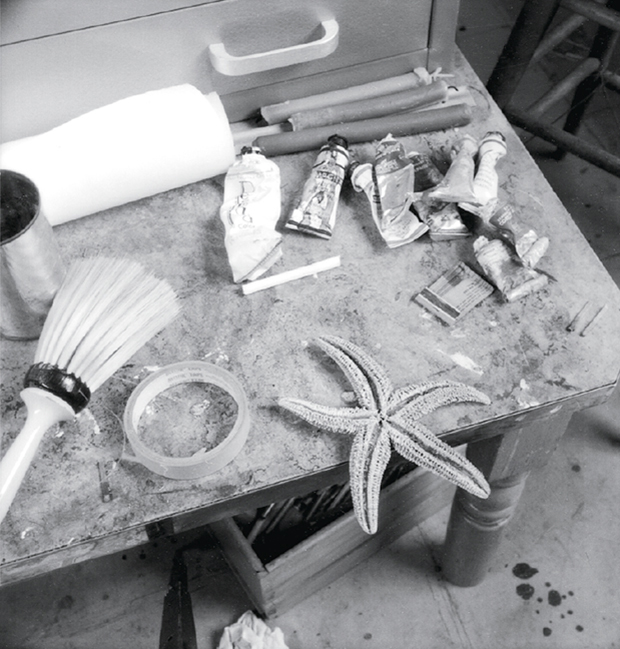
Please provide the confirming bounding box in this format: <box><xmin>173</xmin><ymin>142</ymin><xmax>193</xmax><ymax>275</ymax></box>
<box><xmin>219</xmin><ymin>146</ymin><xmax>282</xmax><ymax>283</ymax></box>
<box><xmin>286</xmin><ymin>134</ymin><xmax>350</xmax><ymax>239</ymax></box>
<box><xmin>351</xmin><ymin>158</ymin><xmax>427</xmax><ymax>247</ymax></box>
<box><xmin>426</xmin><ymin>134</ymin><xmax>479</xmax><ymax>204</ymax></box>
<box><xmin>409</xmin><ymin>151</ymin><xmax>445</xmax><ymax>192</ymax></box>
<box><xmin>471</xmin><ymin>131</ymin><xmax>507</xmax><ymax>205</ymax></box>
<box><xmin>360</xmin><ymin>134</ymin><xmax>427</xmax><ymax>247</ymax></box>
<box><xmin>473</xmin><ymin>236</ymin><xmax>548</xmax><ymax>302</ymax></box>
<box><xmin>407</xmin><ymin>151</ymin><xmax>469</xmax><ymax>240</ymax></box>
<box><xmin>487</xmin><ymin>203</ymin><xmax>549</xmax><ymax>268</ymax></box>
<box><xmin>413</xmin><ymin>199</ymin><xmax>469</xmax><ymax>241</ymax></box>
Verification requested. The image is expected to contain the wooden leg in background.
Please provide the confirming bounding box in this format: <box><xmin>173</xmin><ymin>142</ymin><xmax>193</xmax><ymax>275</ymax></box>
<box><xmin>441</xmin><ymin>408</ymin><xmax>574</xmax><ymax>587</ymax></box>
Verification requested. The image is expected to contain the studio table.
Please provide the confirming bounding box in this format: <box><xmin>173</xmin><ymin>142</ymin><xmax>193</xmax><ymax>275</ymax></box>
<box><xmin>1</xmin><ymin>54</ymin><xmax>619</xmax><ymax>592</ymax></box>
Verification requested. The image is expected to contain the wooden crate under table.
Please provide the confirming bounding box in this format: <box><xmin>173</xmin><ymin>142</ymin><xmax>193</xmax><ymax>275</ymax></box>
<box><xmin>209</xmin><ymin>467</ymin><xmax>454</xmax><ymax>618</ymax></box>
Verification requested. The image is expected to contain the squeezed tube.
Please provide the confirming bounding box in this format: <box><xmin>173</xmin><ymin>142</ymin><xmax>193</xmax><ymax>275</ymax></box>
<box><xmin>473</xmin><ymin>236</ymin><xmax>548</xmax><ymax>302</ymax></box>
<box><xmin>426</xmin><ymin>134</ymin><xmax>479</xmax><ymax>204</ymax></box>
<box><xmin>488</xmin><ymin>203</ymin><xmax>549</xmax><ymax>268</ymax></box>
<box><xmin>219</xmin><ymin>146</ymin><xmax>282</xmax><ymax>283</ymax></box>
<box><xmin>286</xmin><ymin>135</ymin><xmax>350</xmax><ymax>239</ymax></box>
<box><xmin>357</xmin><ymin>135</ymin><xmax>428</xmax><ymax>247</ymax></box>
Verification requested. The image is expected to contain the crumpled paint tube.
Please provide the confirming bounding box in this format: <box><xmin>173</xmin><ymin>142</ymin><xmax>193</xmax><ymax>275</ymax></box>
<box><xmin>487</xmin><ymin>203</ymin><xmax>549</xmax><ymax>268</ymax></box>
<box><xmin>413</xmin><ymin>200</ymin><xmax>470</xmax><ymax>241</ymax></box>
<box><xmin>426</xmin><ymin>134</ymin><xmax>479</xmax><ymax>204</ymax></box>
<box><xmin>352</xmin><ymin>161</ymin><xmax>429</xmax><ymax>247</ymax></box>
<box><xmin>286</xmin><ymin>135</ymin><xmax>350</xmax><ymax>239</ymax></box>
<box><xmin>219</xmin><ymin>146</ymin><xmax>283</xmax><ymax>283</ymax></box>
<box><xmin>350</xmin><ymin>137</ymin><xmax>428</xmax><ymax>248</ymax></box>
<box><xmin>410</xmin><ymin>151</ymin><xmax>444</xmax><ymax>192</ymax></box>
<box><xmin>473</xmin><ymin>236</ymin><xmax>548</xmax><ymax>301</ymax></box>
<box><xmin>408</xmin><ymin>151</ymin><xmax>469</xmax><ymax>240</ymax></box>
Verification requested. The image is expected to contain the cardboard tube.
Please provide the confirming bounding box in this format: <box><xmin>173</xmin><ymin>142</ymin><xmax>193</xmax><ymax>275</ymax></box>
<box><xmin>254</xmin><ymin>104</ymin><xmax>473</xmax><ymax>157</ymax></box>
<box><xmin>261</xmin><ymin>72</ymin><xmax>427</xmax><ymax>124</ymax></box>
<box><xmin>290</xmin><ymin>80</ymin><xmax>449</xmax><ymax>131</ymax></box>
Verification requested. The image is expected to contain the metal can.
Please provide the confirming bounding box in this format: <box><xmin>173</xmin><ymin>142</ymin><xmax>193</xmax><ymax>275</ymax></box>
<box><xmin>1</xmin><ymin>170</ymin><xmax>66</xmax><ymax>339</ymax></box>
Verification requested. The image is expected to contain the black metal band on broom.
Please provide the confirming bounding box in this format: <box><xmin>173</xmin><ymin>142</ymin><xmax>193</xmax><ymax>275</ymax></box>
<box><xmin>0</xmin><ymin>257</ymin><xmax>180</xmax><ymax>524</ymax></box>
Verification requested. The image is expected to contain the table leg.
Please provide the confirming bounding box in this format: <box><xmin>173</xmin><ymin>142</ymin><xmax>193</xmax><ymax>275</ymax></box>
<box><xmin>441</xmin><ymin>408</ymin><xmax>574</xmax><ymax>586</ymax></box>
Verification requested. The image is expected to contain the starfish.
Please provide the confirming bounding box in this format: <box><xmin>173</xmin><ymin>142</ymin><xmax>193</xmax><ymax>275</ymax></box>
<box><xmin>278</xmin><ymin>335</ymin><xmax>491</xmax><ymax>534</ymax></box>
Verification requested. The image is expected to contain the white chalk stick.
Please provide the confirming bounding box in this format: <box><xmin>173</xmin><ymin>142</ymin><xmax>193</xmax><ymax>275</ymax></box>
<box><xmin>241</xmin><ymin>256</ymin><xmax>341</xmax><ymax>295</ymax></box>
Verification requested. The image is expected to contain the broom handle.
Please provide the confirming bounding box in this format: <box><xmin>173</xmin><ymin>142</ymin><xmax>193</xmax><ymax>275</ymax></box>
<box><xmin>0</xmin><ymin>387</ymin><xmax>75</xmax><ymax>525</ymax></box>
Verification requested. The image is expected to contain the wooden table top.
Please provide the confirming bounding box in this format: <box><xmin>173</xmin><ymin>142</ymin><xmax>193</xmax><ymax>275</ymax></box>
<box><xmin>2</xmin><ymin>53</ymin><xmax>619</xmax><ymax>584</ymax></box>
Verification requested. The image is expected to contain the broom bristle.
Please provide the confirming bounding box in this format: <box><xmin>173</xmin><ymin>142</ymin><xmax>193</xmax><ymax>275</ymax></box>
<box><xmin>34</xmin><ymin>257</ymin><xmax>180</xmax><ymax>392</ymax></box>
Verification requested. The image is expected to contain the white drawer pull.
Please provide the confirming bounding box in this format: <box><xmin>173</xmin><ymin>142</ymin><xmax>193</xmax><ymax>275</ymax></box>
<box><xmin>208</xmin><ymin>19</ymin><xmax>339</xmax><ymax>76</ymax></box>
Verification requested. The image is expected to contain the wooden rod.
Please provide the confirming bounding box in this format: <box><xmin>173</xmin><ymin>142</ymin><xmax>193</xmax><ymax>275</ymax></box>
<box><xmin>505</xmin><ymin>106</ymin><xmax>620</xmax><ymax>177</ymax></box>
<box><xmin>253</xmin><ymin>104</ymin><xmax>473</xmax><ymax>156</ymax></box>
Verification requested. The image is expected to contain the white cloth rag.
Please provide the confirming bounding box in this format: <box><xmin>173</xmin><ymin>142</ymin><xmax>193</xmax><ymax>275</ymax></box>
<box><xmin>217</xmin><ymin>610</ymin><xmax>289</xmax><ymax>649</ymax></box>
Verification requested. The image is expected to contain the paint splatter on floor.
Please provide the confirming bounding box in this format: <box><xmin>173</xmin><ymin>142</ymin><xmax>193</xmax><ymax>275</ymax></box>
<box><xmin>510</xmin><ymin>563</ymin><xmax>586</xmax><ymax>639</ymax></box>
<box><xmin>516</xmin><ymin>583</ymin><xmax>535</xmax><ymax>600</ymax></box>
<box><xmin>513</xmin><ymin>563</ymin><xmax>539</xmax><ymax>579</ymax></box>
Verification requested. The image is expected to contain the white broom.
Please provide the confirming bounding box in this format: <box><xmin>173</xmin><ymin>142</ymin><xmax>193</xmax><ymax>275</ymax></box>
<box><xmin>0</xmin><ymin>257</ymin><xmax>181</xmax><ymax>524</ymax></box>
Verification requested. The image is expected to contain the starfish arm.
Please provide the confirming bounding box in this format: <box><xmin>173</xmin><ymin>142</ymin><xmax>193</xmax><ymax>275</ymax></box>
<box><xmin>317</xmin><ymin>336</ymin><xmax>393</xmax><ymax>410</ymax></box>
<box><xmin>388</xmin><ymin>421</ymin><xmax>490</xmax><ymax>499</ymax></box>
<box><xmin>349</xmin><ymin>422</ymin><xmax>392</xmax><ymax>534</ymax></box>
<box><xmin>388</xmin><ymin>380</ymin><xmax>468</xmax><ymax>410</ymax></box>
<box><xmin>389</xmin><ymin>382</ymin><xmax>490</xmax><ymax>420</ymax></box>
<box><xmin>278</xmin><ymin>397</ymin><xmax>371</xmax><ymax>435</ymax></box>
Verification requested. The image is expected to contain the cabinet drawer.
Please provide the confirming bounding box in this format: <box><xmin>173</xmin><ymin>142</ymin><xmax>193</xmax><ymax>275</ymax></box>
<box><xmin>1</xmin><ymin>0</ymin><xmax>456</xmax><ymax>142</ymax></box>
<box><xmin>0</xmin><ymin>0</ymin><xmax>219</xmax><ymax>44</ymax></box>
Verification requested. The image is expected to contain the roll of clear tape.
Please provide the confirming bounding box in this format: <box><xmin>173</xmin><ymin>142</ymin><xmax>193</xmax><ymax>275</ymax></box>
<box><xmin>123</xmin><ymin>362</ymin><xmax>250</xmax><ymax>480</ymax></box>
<box><xmin>0</xmin><ymin>85</ymin><xmax>235</xmax><ymax>226</ymax></box>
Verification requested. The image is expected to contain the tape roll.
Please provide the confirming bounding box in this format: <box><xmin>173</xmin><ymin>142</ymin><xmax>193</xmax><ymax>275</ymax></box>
<box><xmin>123</xmin><ymin>362</ymin><xmax>250</xmax><ymax>480</ymax></box>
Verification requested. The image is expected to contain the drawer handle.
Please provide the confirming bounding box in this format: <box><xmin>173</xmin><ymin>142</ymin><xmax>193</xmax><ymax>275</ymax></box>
<box><xmin>208</xmin><ymin>19</ymin><xmax>339</xmax><ymax>76</ymax></box>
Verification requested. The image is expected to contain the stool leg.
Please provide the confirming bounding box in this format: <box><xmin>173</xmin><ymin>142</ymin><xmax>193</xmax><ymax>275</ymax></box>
<box><xmin>486</xmin><ymin>0</ymin><xmax>560</xmax><ymax>108</ymax></box>
<box><xmin>557</xmin><ymin>1</ymin><xmax>620</xmax><ymax>157</ymax></box>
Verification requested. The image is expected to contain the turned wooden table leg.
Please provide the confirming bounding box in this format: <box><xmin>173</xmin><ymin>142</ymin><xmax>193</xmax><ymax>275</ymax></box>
<box><xmin>442</xmin><ymin>472</ymin><xmax>528</xmax><ymax>586</ymax></box>
<box><xmin>441</xmin><ymin>408</ymin><xmax>574</xmax><ymax>586</ymax></box>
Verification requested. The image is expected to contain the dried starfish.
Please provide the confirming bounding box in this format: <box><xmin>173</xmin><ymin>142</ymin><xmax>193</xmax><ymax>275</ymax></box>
<box><xmin>278</xmin><ymin>335</ymin><xmax>491</xmax><ymax>534</ymax></box>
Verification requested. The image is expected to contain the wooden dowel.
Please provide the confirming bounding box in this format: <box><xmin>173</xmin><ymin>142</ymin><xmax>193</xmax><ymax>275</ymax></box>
<box><xmin>289</xmin><ymin>81</ymin><xmax>449</xmax><ymax>131</ymax></box>
<box><xmin>580</xmin><ymin>304</ymin><xmax>608</xmax><ymax>336</ymax></box>
<box><xmin>528</xmin><ymin>58</ymin><xmax>600</xmax><ymax>117</ymax></box>
<box><xmin>261</xmin><ymin>72</ymin><xmax>427</xmax><ymax>124</ymax></box>
<box><xmin>254</xmin><ymin>104</ymin><xmax>473</xmax><ymax>157</ymax></box>
<box><xmin>505</xmin><ymin>106</ymin><xmax>620</xmax><ymax>177</ymax></box>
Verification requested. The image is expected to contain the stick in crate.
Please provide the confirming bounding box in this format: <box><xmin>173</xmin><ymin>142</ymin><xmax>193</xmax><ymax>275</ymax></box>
<box><xmin>0</xmin><ymin>257</ymin><xmax>180</xmax><ymax>524</ymax></box>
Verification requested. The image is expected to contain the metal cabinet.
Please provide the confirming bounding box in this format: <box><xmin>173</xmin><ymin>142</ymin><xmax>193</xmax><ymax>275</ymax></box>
<box><xmin>0</xmin><ymin>0</ymin><xmax>459</xmax><ymax>141</ymax></box>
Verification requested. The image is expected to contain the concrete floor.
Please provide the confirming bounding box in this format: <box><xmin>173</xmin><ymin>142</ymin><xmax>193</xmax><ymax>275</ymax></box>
<box><xmin>1</xmin><ymin>1</ymin><xmax>619</xmax><ymax>647</ymax></box>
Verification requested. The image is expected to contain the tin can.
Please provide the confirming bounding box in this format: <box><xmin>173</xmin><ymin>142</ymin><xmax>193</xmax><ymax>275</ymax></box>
<box><xmin>1</xmin><ymin>170</ymin><xmax>66</xmax><ymax>339</ymax></box>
